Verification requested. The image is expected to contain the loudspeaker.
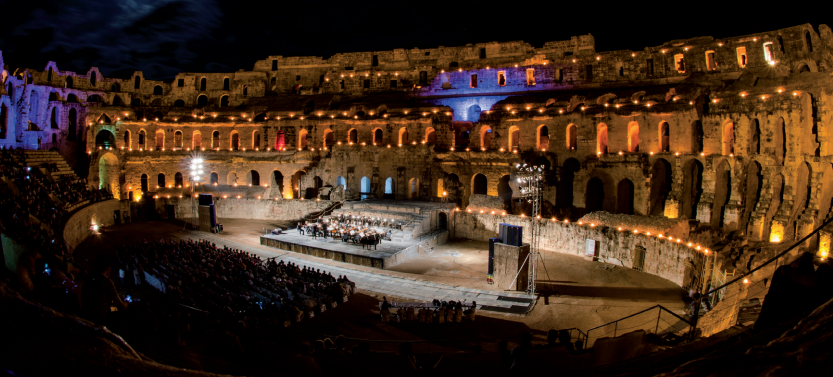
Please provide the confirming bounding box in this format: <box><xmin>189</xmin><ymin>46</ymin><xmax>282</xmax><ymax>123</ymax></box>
<box><xmin>499</xmin><ymin>223</ymin><xmax>510</xmax><ymax>244</ymax></box>
<box><xmin>198</xmin><ymin>194</ymin><xmax>213</xmax><ymax>206</ymax></box>
<box><xmin>488</xmin><ymin>238</ymin><xmax>498</xmax><ymax>275</ymax></box>
<box><xmin>208</xmin><ymin>204</ymin><xmax>216</xmax><ymax>227</ymax></box>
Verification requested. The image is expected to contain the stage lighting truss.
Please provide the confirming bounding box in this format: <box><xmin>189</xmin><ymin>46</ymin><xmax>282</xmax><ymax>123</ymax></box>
<box><xmin>512</xmin><ymin>163</ymin><xmax>545</xmax><ymax>296</ymax></box>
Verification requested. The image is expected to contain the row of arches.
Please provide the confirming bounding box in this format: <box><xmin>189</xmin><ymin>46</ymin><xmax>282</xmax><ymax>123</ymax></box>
<box><xmin>121</xmin><ymin>129</ymin><xmax>265</xmax><ymax>150</ymax></box>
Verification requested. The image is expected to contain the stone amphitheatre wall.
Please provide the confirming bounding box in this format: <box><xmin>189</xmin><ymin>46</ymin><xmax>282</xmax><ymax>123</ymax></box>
<box><xmin>63</xmin><ymin>199</ymin><xmax>130</xmax><ymax>252</ymax></box>
<box><xmin>452</xmin><ymin>211</ymin><xmax>705</xmax><ymax>288</ymax></box>
<box><xmin>170</xmin><ymin>197</ymin><xmax>331</xmax><ymax>222</ymax></box>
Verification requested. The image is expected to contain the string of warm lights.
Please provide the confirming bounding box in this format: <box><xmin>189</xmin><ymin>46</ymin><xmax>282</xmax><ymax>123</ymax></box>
<box><xmin>453</xmin><ymin>207</ymin><xmax>712</xmax><ymax>256</ymax></box>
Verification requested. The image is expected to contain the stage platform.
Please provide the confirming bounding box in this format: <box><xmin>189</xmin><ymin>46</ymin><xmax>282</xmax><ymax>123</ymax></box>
<box><xmin>260</xmin><ymin>199</ymin><xmax>454</xmax><ymax>268</ymax></box>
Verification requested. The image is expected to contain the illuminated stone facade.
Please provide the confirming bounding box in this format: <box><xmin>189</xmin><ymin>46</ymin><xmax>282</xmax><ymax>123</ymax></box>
<box><xmin>2</xmin><ymin>23</ymin><xmax>832</xmax><ymax>251</ymax></box>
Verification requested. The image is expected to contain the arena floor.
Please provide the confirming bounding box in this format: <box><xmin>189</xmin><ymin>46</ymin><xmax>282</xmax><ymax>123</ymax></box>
<box><xmin>76</xmin><ymin>217</ymin><xmax>688</xmax><ymax>338</ymax></box>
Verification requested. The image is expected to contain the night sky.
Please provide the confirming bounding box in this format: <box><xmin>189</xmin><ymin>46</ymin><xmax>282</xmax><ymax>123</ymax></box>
<box><xmin>0</xmin><ymin>1</ymin><xmax>826</xmax><ymax>80</ymax></box>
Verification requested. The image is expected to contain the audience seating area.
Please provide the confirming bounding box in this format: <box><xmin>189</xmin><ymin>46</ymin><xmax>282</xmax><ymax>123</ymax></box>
<box><xmin>117</xmin><ymin>239</ymin><xmax>355</xmax><ymax>328</ymax></box>
<box><xmin>0</xmin><ymin>148</ymin><xmax>105</xmax><ymax>262</ymax></box>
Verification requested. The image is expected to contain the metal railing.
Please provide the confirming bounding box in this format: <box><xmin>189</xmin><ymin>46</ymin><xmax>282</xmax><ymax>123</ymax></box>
<box><xmin>691</xmin><ymin>215</ymin><xmax>833</xmax><ymax>338</ymax></box>
<box><xmin>585</xmin><ymin>305</ymin><xmax>692</xmax><ymax>348</ymax></box>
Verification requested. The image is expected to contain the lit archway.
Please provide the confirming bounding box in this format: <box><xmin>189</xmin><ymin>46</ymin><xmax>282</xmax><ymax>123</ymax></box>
<box><xmin>566</xmin><ymin>124</ymin><xmax>577</xmax><ymax>150</ymax></box>
<box><xmin>425</xmin><ymin>127</ymin><xmax>436</xmax><ymax>144</ymax></box>
<box><xmin>597</xmin><ymin>123</ymin><xmax>608</xmax><ymax>154</ymax></box>
<box><xmin>480</xmin><ymin>126</ymin><xmax>492</xmax><ymax>149</ymax></box>
<box><xmin>399</xmin><ymin>127</ymin><xmax>409</xmax><ymax>145</ymax></box>
<box><xmin>98</xmin><ymin>153</ymin><xmax>120</xmax><ymax>199</ymax></box>
<box><xmin>722</xmin><ymin>120</ymin><xmax>735</xmax><ymax>155</ymax></box>
<box><xmin>627</xmin><ymin>121</ymin><xmax>640</xmax><ymax>152</ymax></box>
<box><xmin>508</xmin><ymin>126</ymin><xmax>520</xmax><ymax>150</ymax></box>
<box><xmin>658</xmin><ymin>121</ymin><xmax>670</xmax><ymax>152</ymax></box>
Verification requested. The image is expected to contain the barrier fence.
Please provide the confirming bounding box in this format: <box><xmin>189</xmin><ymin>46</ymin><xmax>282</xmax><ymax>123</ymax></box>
<box><xmin>585</xmin><ymin>305</ymin><xmax>691</xmax><ymax>348</ymax></box>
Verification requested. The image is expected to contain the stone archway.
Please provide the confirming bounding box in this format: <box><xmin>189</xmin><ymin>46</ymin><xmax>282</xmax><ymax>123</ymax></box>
<box><xmin>98</xmin><ymin>152</ymin><xmax>120</xmax><ymax>199</ymax></box>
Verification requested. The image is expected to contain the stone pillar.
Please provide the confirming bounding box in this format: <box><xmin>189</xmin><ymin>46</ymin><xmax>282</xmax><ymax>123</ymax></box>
<box><xmin>722</xmin><ymin>202</ymin><xmax>740</xmax><ymax>230</ymax></box>
<box><xmin>769</xmin><ymin>218</ymin><xmax>787</xmax><ymax>243</ymax></box>
<box><xmin>696</xmin><ymin>201</ymin><xmax>712</xmax><ymax>224</ymax></box>
<box><xmin>664</xmin><ymin>196</ymin><xmax>680</xmax><ymax>218</ymax></box>
<box><xmin>748</xmin><ymin>214</ymin><xmax>766</xmax><ymax>240</ymax></box>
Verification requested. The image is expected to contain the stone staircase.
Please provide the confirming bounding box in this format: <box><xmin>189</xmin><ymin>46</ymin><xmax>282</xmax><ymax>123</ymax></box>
<box><xmin>23</xmin><ymin>150</ymin><xmax>78</xmax><ymax>180</ymax></box>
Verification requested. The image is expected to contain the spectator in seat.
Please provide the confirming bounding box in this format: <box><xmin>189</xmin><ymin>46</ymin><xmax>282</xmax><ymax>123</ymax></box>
<box><xmin>80</xmin><ymin>258</ymin><xmax>127</xmax><ymax>325</ymax></box>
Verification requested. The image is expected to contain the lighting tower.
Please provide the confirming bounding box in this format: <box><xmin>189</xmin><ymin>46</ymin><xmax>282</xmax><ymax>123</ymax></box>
<box><xmin>189</xmin><ymin>157</ymin><xmax>204</xmax><ymax>229</ymax></box>
<box><xmin>515</xmin><ymin>162</ymin><xmax>545</xmax><ymax>296</ymax></box>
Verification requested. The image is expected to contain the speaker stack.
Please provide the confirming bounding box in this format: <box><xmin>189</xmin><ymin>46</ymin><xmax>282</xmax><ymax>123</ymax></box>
<box><xmin>498</xmin><ymin>223</ymin><xmax>523</xmax><ymax>246</ymax></box>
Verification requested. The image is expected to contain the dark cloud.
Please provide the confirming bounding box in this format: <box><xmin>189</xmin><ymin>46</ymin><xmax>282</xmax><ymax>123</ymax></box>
<box><xmin>1</xmin><ymin>1</ymin><xmax>828</xmax><ymax>81</ymax></box>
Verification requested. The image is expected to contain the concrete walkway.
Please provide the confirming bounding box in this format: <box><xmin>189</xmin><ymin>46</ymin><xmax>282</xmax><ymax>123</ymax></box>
<box><xmin>173</xmin><ymin>230</ymin><xmax>534</xmax><ymax>311</ymax></box>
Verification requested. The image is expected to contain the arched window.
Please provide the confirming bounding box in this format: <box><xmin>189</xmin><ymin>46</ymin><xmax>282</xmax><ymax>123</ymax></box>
<box><xmin>197</xmin><ymin>95</ymin><xmax>207</xmax><ymax>107</ymax></box>
<box><xmin>373</xmin><ymin>128</ymin><xmax>383</xmax><ymax>144</ymax></box>
<box><xmin>361</xmin><ymin>177</ymin><xmax>370</xmax><ymax>200</ymax></box>
<box><xmin>111</xmin><ymin>82</ymin><xmax>121</xmax><ymax>92</ymax></box>
<box><xmin>249</xmin><ymin>170</ymin><xmax>260</xmax><ymax>186</ymax></box>
<box><xmin>775</xmin><ymin>117</ymin><xmax>786</xmax><ymax>164</ymax></box>
<box><xmin>220</xmin><ymin>95</ymin><xmax>229</xmax><ymax>107</ymax></box>
<box><xmin>29</xmin><ymin>91</ymin><xmax>39</xmax><ymax>124</ymax></box>
<box><xmin>243</xmin><ymin>86</ymin><xmax>248</xmax><ymax>96</ymax></box>
<box><xmin>65</xmin><ymin>77</ymin><xmax>73</xmax><ymax>89</ymax></box>
<box><xmin>805</xmin><ymin>31</ymin><xmax>813</xmax><ymax>52</ymax></box>
<box><xmin>348</xmin><ymin>128</ymin><xmax>358</xmax><ymax>143</ymax></box>
<box><xmin>508</xmin><ymin>126</ymin><xmax>520</xmax><ymax>150</ymax></box>
<box><xmin>337</xmin><ymin>176</ymin><xmax>347</xmax><ymax>188</ymax></box>
<box><xmin>200</xmin><ymin>77</ymin><xmax>207</xmax><ymax>91</ymax></box>
<box><xmin>597</xmin><ymin>123</ymin><xmax>608</xmax><ymax>154</ymax></box>
<box><xmin>173</xmin><ymin>99</ymin><xmax>185</xmax><ymax>107</ymax></box>
<box><xmin>155</xmin><ymin>130</ymin><xmax>164</xmax><ymax>150</ymax></box>
<box><xmin>175</xmin><ymin>172</ymin><xmax>183</xmax><ymax>187</ymax></box>
<box><xmin>193</xmin><ymin>131</ymin><xmax>201</xmax><ymax>149</ymax></box>
<box><xmin>627</xmin><ymin>122</ymin><xmax>640</xmax><ymax>152</ymax></box>
<box><xmin>174</xmin><ymin>131</ymin><xmax>183</xmax><ymax>148</ymax></box>
<box><xmin>223</xmin><ymin>77</ymin><xmax>230</xmax><ymax>91</ymax></box>
<box><xmin>399</xmin><ymin>127</ymin><xmax>409</xmax><ymax>144</ymax></box>
<box><xmin>659</xmin><ymin>121</ymin><xmax>670</xmax><ymax>152</ymax></box>
<box><xmin>722</xmin><ymin>121</ymin><xmax>735</xmax><ymax>155</ymax></box>
<box><xmin>408</xmin><ymin>178</ymin><xmax>420</xmax><ymax>199</ymax></box>
<box><xmin>298</xmin><ymin>129</ymin><xmax>308</xmax><ymax>149</ymax></box>
<box><xmin>112</xmin><ymin>95</ymin><xmax>123</xmax><ymax>106</ymax></box>
<box><xmin>231</xmin><ymin>132</ymin><xmax>239</xmax><ymax>150</ymax></box>
<box><xmin>253</xmin><ymin>130</ymin><xmax>261</xmax><ymax>149</ymax></box>
<box><xmin>141</xmin><ymin>174</ymin><xmax>148</xmax><ymax>192</ymax></box>
<box><xmin>480</xmin><ymin>126</ymin><xmax>492</xmax><ymax>149</ymax></box>
<box><xmin>210</xmin><ymin>172</ymin><xmax>219</xmax><ymax>184</ymax></box>
<box><xmin>138</xmin><ymin>130</ymin><xmax>146</xmax><ymax>146</ymax></box>
<box><xmin>537</xmin><ymin>125</ymin><xmax>549</xmax><ymax>150</ymax></box>
<box><xmin>323</xmin><ymin>129</ymin><xmax>334</xmax><ymax>148</ymax></box>
<box><xmin>51</xmin><ymin>107</ymin><xmax>59</xmax><ymax>129</ymax></box>
<box><xmin>691</xmin><ymin>120</ymin><xmax>704</xmax><ymax>153</ymax></box>
<box><xmin>751</xmin><ymin>119</ymin><xmax>761</xmax><ymax>154</ymax></box>
<box><xmin>124</xmin><ymin>130</ymin><xmax>130</xmax><ymax>148</ymax></box>
<box><xmin>385</xmin><ymin>177</ymin><xmax>394</xmax><ymax>195</ymax></box>
<box><xmin>134</xmin><ymin>76</ymin><xmax>141</xmax><ymax>89</ymax></box>
<box><xmin>425</xmin><ymin>127</ymin><xmax>436</xmax><ymax>144</ymax></box>
<box><xmin>66</xmin><ymin>94</ymin><xmax>78</xmax><ymax>103</ymax></box>
<box><xmin>157</xmin><ymin>173</ymin><xmax>166</xmax><ymax>188</ymax></box>
<box><xmin>0</xmin><ymin>105</ymin><xmax>7</xmax><ymax>139</ymax></box>
<box><xmin>90</xmin><ymin>71</ymin><xmax>97</xmax><ymax>86</ymax></box>
<box><xmin>69</xmin><ymin>109</ymin><xmax>78</xmax><ymax>140</ymax></box>
<box><xmin>47</xmin><ymin>68</ymin><xmax>53</xmax><ymax>82</ymax></box>
<box><xmin>153</xmin><ymin>85</ymin><xmax>163</xmax><ymax>95</ymax></box>
<box><xmin>472</xmin><ymin>174</ymin><xmax>487</xmax><ymax>195</ymax></box>
<box><xmin>566</xmin><ymin>124</ymin><xmax>577</xmax><ymax>150</ymax></box>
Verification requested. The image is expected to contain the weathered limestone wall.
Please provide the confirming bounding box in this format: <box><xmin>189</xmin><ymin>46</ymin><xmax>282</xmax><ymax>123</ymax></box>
<box><xmin>172</xmin><ymin>197</ymin><xmax>331</xmax><ymax>221</ymax></box>
<box><xmin>63</xmin><ymin>199</ymin><xmax>129</xmax><ymax>252</ymax></box>
<box><xmin>453</xmin><ymin>211</ymin><xmax>704</xmax><ymax>287</ymax></box>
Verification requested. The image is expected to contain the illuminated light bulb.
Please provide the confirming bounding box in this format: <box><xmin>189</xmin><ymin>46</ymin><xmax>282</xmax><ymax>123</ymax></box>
<box><xmin>743</xmin><ymin>278</ymin><xmax>749</xmax><ymax>284</ymax></box>
<box><xmin>675</xmin><ymin>152</ymin><xmax>680</xmax><ymax>156</ymax></box>
<box><xmin>619</xmin><ymin>151</ymin><xmax>623</xmax><ymax>155</ymax></box>
<box><xmin>690</xmin><ymin>101</ymin><xmax>694</xmax><ymax>105</ymax></box>
<box><xmin>618</xmin><ymin>227</ymin><xmax>622</xmax><ymax>231</ymax></box>
<box><xmin>596</xmin><ymin>56</ymin><xmax>600</xmax><ymax>60</ymax></box>
<box><xmin>650</xmin><ymin>151</ymin><xmax>654</xmax><ymax>155</ymax></box>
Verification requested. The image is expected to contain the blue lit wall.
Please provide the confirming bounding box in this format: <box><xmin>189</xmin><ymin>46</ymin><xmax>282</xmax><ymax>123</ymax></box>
<box><xmin>427</xmin><ymin>95</ymin><xmax>509</xmax><ymax>122</ymax></box>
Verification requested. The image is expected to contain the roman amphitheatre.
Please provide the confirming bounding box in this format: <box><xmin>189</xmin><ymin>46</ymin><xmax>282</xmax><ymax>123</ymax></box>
<box><xmin>1</xmin><ymin>22</ymin><xmax>833</xmax><ymax>376</ymax></box>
